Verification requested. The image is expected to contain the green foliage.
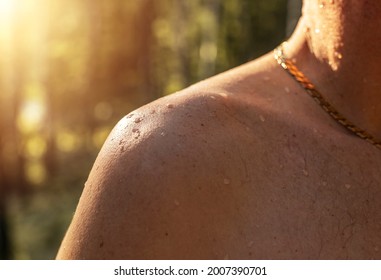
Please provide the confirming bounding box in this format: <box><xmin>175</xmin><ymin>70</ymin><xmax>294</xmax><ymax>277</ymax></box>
<box><xmin>0</xmin><ymin>0</ymin><xmax>290</xmax><ymax>259</ymax></box>
<box><xmin>152</xmin><ymin>0</ymin><xmax>287</xmax><ymax>94</ymax></box>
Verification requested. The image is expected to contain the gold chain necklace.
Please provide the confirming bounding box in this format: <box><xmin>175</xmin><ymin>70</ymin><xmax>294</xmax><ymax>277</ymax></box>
<box><xmin>274</xmin><ymin>43</ymin><xmax>381</xmax><ymax>150</ymax></box>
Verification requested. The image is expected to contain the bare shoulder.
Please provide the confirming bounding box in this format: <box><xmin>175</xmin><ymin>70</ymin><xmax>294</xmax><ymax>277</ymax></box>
<box><xmin>56</xmin><ymin>53</ymin><xmax>293</xmax><ymax>259</ymax></box>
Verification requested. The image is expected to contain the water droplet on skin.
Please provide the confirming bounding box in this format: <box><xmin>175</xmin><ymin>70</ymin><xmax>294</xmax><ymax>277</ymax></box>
<box><xmin>315</xmin><ymin>28</ymin><xmax>321</xmax><ymax>34</ymax></box>
<box><xmin>134</xmin><ymin>117</ymin><xmax>142</xmax><ymax>123</ymax></box>
<box><xmin>375</xmin><ymin>246</ymin><xmax>379</xmax><ymax>252</ymax></box>
<box><xmin>174</xmin><ymin>199</ymin><xmax>180</xmax><ymax>206</ymax></box>
<box><xmin>322</xmin><ymin>181</ymin><xmax>327</xmax><ymax>186</ymax></box>
<box><xmin>166</xmin><ymin>104</ymin><xmax>174</xmax><ymax>109</ymax></box>
<box><xmin>247</xmin><ymin>241</ymin><xmax>254</xmax><ymax>248</ymax></box>
<box><xmin>284</xmin><ymin>87</ymin><xmax>290</xmax><ymax>93</ymax></box>
<box><xmin>224</xmin><ymin>178</ymin><xmax>230</xmax><ymax>185</ymax></box>
<box><xmin>132</xmin><ymin>128</ymin><xmax>141</xmax><ymax>139</ymax></box>
<box><xmin>319</xmin><ymin>3</ymin><xmax>325</xmax><ymax>8</ymax></box>
<box><xmin>345</xmin><ymin>184</ymin><xmax>351</xmax><ymax>189</ymax></box>
<box><xmin>303</xmin><ymin>170</ymin><xmax>309</xmax><ymax>176</ymax></box>
<box><xmin>263</xmin><ymin>76</ymin><xmax>270</xmax><ymax>81</ymax></box>
<box><xmin>259</xmin><ymin>115</ymin><xmax>265</xmax><ymax>122</ymax></box>
<box><xmin>328</xmin><ymin>61</ymin><xmax>336</xmax><ymax>69</ymax></box>
<box><xmin>210</xmin><ymin>96</ymin><xmax>216</xmax><ymax>99</ymax></box>
<box><xmin>334</xmin><ymin>52</ymin><xmax>343</xmax><ymax>59</ymax></box>
<box><xmin>160</xmin><ymin>131</ymin><xmax>166</xmax><ymax>136</ymax></box>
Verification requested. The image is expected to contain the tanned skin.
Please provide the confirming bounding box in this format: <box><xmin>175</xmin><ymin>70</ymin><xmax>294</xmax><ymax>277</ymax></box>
<box><xmin>57</xmin><ymin>0</ymin><xmax>381</xmax><ymax>259</ymax></box>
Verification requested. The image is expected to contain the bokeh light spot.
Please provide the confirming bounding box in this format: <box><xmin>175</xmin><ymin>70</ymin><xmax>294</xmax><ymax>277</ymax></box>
<box><xmin>56</xmin><ymin>130</ymin><xmax>80</xmax><ymax>153</ymax></box>
<box><xmin>25</xmin><ymin>135</ymin><xmax>47</xmax><ymax>159</ymax></box>
<box><xmin>25</xmin><ymin>161</ymin><xmax>47</xmax><ymax>186</ymax></box>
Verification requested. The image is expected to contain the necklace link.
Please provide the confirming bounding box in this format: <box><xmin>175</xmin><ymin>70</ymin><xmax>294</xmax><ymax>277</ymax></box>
<box><xmin>274</xmin><ymin>43</ymin><xmax>381</xmax><ymax>150</ymax></box>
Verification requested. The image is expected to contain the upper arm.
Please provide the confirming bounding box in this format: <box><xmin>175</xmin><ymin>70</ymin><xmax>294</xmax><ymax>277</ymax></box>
<box><xmin>56</xmin><ymin>93</ymin><xmax>240</xmax><ymax>259</ymax></box>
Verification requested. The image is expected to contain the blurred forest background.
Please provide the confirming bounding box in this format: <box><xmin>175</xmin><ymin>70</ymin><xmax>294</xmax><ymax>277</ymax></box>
<box><xmin>0</xmin><ymin>0</ymin><xmax>301</xmax><ymax>259</ymax></box>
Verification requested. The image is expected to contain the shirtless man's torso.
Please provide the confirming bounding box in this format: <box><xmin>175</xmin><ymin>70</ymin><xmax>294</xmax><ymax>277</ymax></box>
<box><xmin>57</xmin><ymin>0</ymin><xmax>381</xmax><ymax>259</ymax></box>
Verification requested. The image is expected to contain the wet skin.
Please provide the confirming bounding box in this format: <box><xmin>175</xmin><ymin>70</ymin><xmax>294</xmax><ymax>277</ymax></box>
<box><xmin>57</xmin><ymin>51</ymin><xmax>381</xmax><ymax>259</ymax></box>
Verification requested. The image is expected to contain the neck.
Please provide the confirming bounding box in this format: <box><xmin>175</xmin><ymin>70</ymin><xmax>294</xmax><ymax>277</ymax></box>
<box><xmin>285</xmin><ymin>0</ymin><xmax>381</xmax><ymax>139</ymax></box>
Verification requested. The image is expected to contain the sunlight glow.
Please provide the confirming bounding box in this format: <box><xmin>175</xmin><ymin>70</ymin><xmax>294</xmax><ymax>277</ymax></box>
<box><xmin>0</xmin><ymin>0</ymin><xmax>17</xmax><ymax>23</ymax></box>
<box><xmin>17</xmin><ymin>99</ymin><xmax>46</xmax><ymax>134</ymax></box>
